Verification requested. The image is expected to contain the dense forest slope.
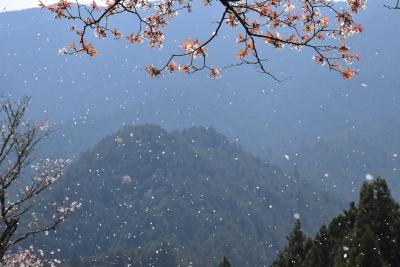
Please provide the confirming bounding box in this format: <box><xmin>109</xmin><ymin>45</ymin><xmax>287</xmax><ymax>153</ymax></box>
<box><xmin>38</xmin><ymin>125</ymin><xmax>341</xmax><ymax>266</ymax></box>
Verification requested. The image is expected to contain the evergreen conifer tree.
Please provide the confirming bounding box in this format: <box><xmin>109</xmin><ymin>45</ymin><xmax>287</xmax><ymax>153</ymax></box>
<box><xmin>303</xmin><ymin>225</ymin><xmax>333</xmax><ymax>267</ymax></box>
<box><xmin>345</xmin><ymin>225</ymin><xmax>388</xmax><ymax>267</ymax></box>
<box><xmin>271</xmin><ymin>219</ymin><xmax>311</xmax><ymax>267</ymax></box>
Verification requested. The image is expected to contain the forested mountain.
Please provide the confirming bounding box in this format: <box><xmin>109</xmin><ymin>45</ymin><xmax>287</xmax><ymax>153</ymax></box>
<box><xmin>37</xmin><ymin>124</ymin><xmax>341</xmax><ymax>266</ymax></box>
<box><xmin>1</xmin><ymin>1</ymin><xmax>400</xmax><ymax>203</ymax></box>
<box><xmin>272</xmin><ymin>178</ymin><xmax>400</xmax><ymax>267</ymax></box>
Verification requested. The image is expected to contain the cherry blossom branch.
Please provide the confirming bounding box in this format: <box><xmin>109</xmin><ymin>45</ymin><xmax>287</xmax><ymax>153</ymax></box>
<box><xmin>43</xmin><ymin>0</ymin><xmax>366</xmax><ymax>80</ymax></box>
<box><xmin>0</xmin><ymin>97</ymin><xmax>80</xmax><ymax>263</ymax></box>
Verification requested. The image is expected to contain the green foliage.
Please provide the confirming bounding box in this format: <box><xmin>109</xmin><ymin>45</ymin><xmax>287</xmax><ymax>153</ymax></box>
<box><xmin>272</xmin><ymin>178</ymin><xmax>400</xmax><ymax>267</ymax></box>
<box><xmin>302</xmin><ymin>225</ymin><xmax>333</xmax><ymax>267</ymax></box>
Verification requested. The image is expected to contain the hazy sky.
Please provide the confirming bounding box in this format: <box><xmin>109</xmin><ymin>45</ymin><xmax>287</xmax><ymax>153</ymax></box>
<box><xmin>0</xmin><ymin>0</ymin><xmax>345</xmax><ymax>12</ymax></box>
<box><xmin>0</xmin><ymin>0</ymin><xmax>106</xmax><ymax>12</ymax></box>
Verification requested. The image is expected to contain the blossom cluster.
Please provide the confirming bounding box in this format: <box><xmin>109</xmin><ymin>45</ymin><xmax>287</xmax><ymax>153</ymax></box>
<box><xmin>2</xmin><ymin>246</ymin><xmax>61</xmax><ymax>267</ymax></box>
<box><xmin>53</xmin><ymin>197</ymin><xmax>82</xmax><ymax>222</ymax></box>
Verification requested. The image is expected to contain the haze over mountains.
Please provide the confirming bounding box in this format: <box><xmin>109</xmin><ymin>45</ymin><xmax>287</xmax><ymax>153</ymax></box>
<box><xmin>0</xmin><ymin>0</ymin><xmax>398</xmax><ymax>201</ymax></box>
<box><xmin>1</xmin><ymin>2</ymin><xmax>397</xmax><ymax>201</ymax></box>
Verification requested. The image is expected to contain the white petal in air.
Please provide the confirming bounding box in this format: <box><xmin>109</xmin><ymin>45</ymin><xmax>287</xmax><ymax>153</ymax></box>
<box><xmin>365</xmin><ymin>174</ymin><xmax>374</xmax><ymax>181</ymax></box>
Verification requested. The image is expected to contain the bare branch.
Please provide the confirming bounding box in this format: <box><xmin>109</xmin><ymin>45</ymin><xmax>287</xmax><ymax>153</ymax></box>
<box><xmin>385</xmin><ymin>0</ymin><xmax>400</xmax><ymax>9</ymax></box>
